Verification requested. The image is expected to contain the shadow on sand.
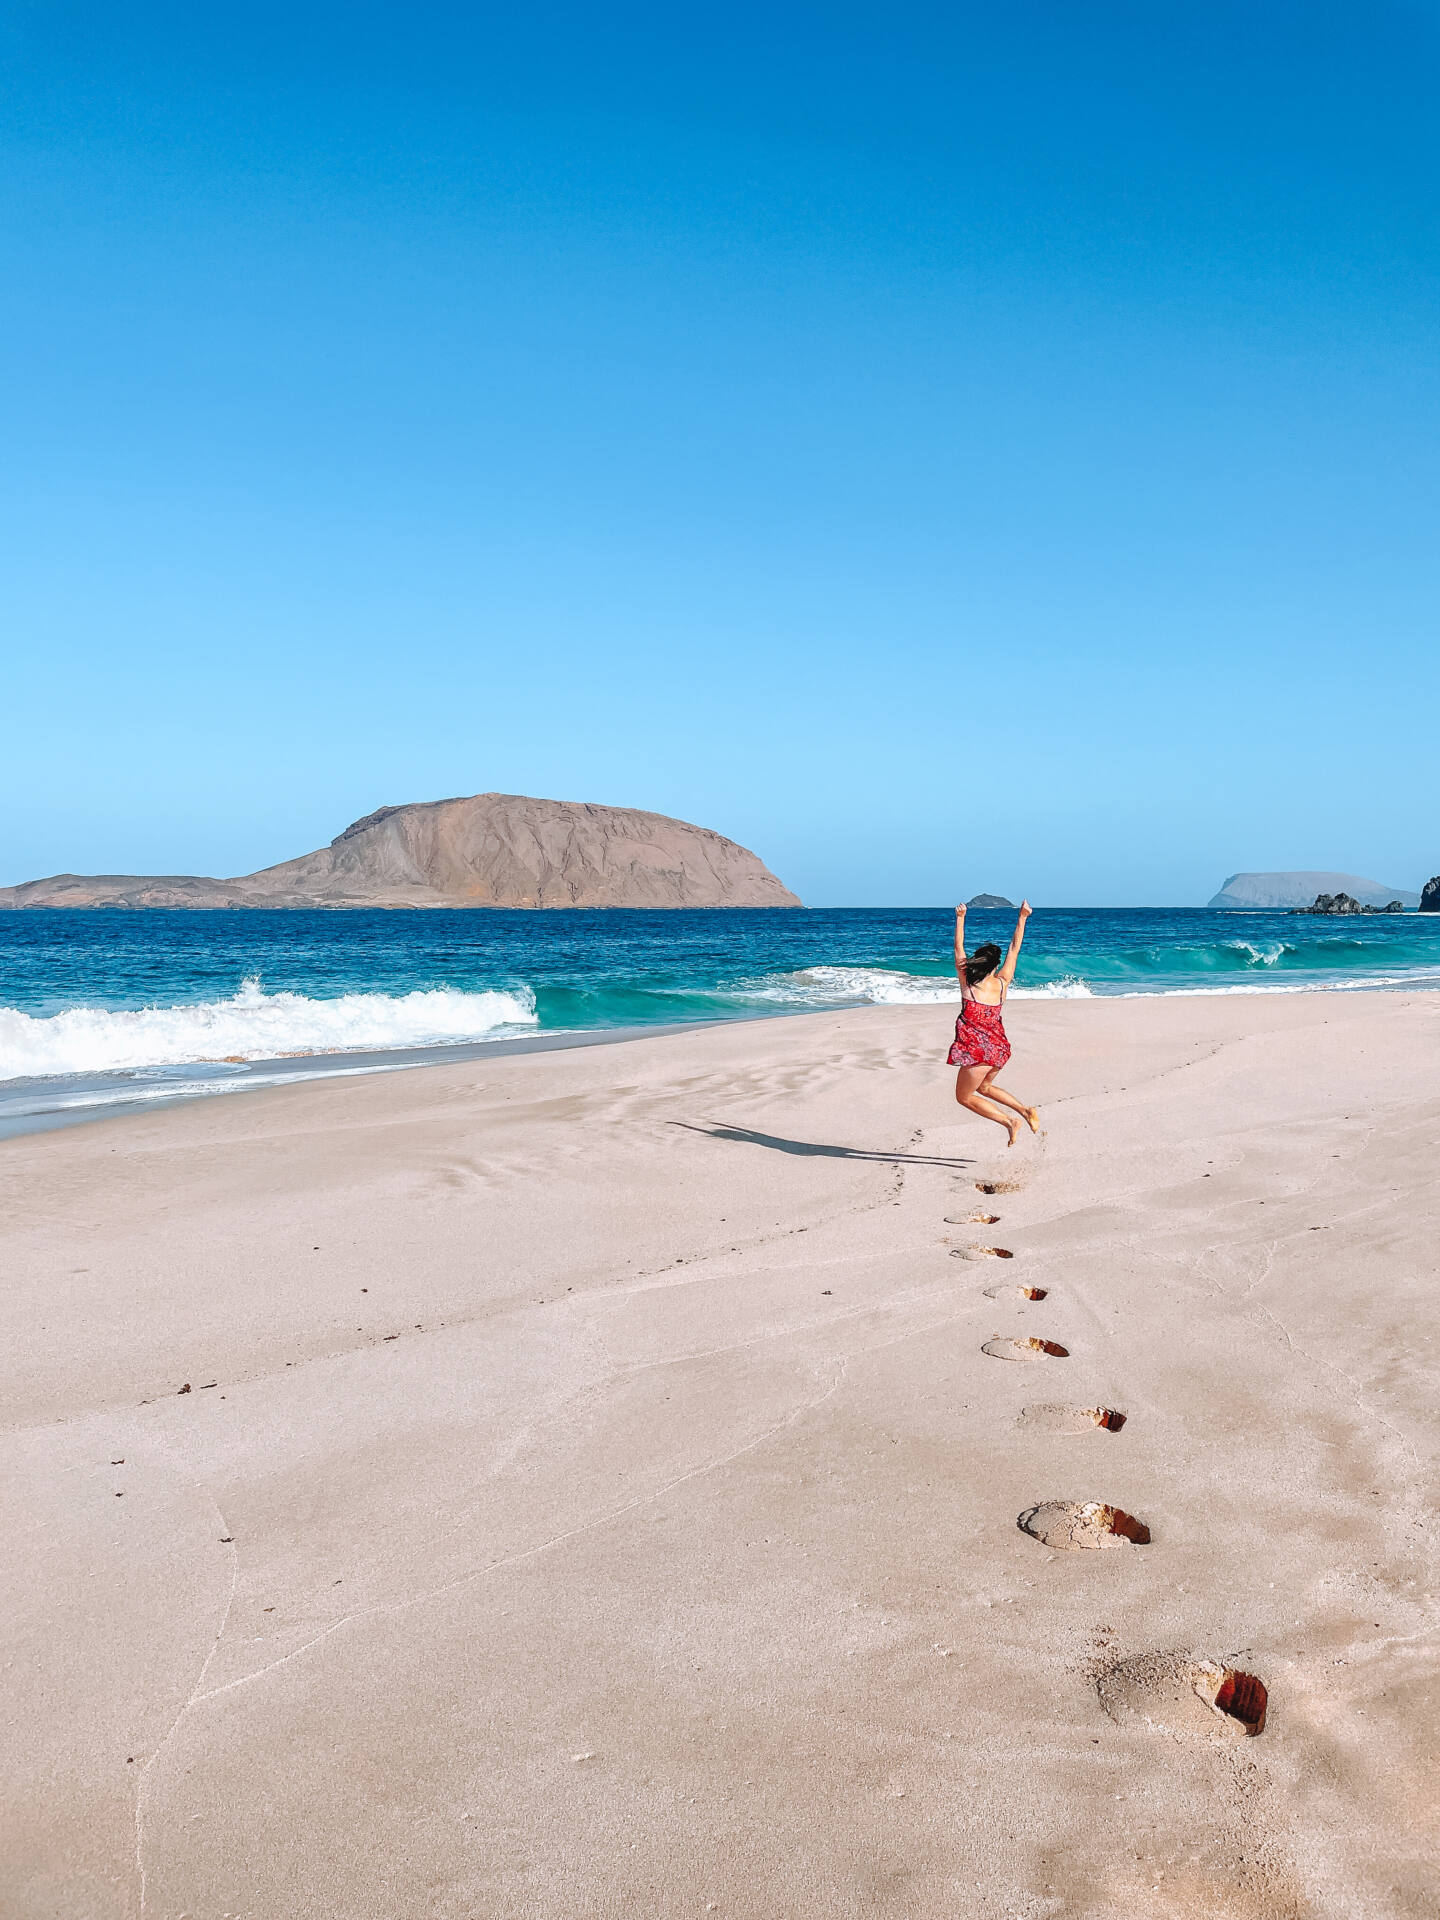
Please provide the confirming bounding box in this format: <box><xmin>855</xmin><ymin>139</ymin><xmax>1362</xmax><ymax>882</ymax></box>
<box><xmin>670</xmin><ymin>1121</ymin><xmax>974</xmax><ymax>1170</ymax></box>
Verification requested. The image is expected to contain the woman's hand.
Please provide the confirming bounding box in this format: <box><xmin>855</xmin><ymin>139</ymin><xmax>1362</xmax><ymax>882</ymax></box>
<box><xmin>955</xmin><ymin>902</ymin><xmax>967</xmax><ymax>917</ymax></box>
<box><xmin>1018</xmin><ymin>900</ymin><xmax>1032</xmax><ymax>919</ymax></box>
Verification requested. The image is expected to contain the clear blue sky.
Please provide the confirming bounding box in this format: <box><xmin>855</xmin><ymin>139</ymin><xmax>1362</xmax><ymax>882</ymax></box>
<box><xmin>3</xmin><ymin>2</ymin><xmax>1438</xmax><ymax>904</ymax></box>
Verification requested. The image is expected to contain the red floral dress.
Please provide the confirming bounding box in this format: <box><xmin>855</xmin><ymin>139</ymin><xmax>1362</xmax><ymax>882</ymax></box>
<box><xmin>947</xmin><ymin>990</ymin><xmax>1011</xmax><ymax>1070</ymax></box>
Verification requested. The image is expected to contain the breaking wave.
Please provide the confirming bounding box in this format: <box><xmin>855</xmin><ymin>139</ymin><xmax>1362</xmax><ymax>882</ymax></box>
<box><xmin>737</xmin><ymin>965</ymin><xmax>965</xmax><ymax>1006</ymax></box>
<box><xmin>0</xmin><ymin>978</ymin><xmax>537</xmax><ymax>1081</ymax></box>
<box><xmin>728</xmin><ymin>966</ymin><xmax>1093</xmax><ymax>1007</ymax></box>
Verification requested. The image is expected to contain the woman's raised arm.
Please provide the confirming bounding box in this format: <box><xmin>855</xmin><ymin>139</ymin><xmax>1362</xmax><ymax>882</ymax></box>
<box><xmin>998</xmin><ymin>900</ymin><xmax>1032</xmax><ymax>984</ymax></box>
<box><xmin>953</xmin><ymin>904</ymin><xmax>969</xmax><ymax>986</ymax></box>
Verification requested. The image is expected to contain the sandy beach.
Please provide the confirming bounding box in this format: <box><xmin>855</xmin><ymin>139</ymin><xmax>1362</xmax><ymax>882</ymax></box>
<box><xmin>4</xmin><ymin>988</ymin><xmax>1438</xmax><ymax>1919</ymax></box>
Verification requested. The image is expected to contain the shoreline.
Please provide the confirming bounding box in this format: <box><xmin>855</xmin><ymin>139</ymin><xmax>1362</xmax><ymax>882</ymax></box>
<box><xmin>5</xmin><ymin>970</ymin><xmax>1440</xmax><ymax>1144</ymax></box>
<box><xmin>5</xmin><ymin>990</ymin><xmax>1438</xmax><ymax>1913</ymax></box>
<box><xmin>0</xmin><ymin>1017</ymin><xmax>728</xmax><ymax>1144</ymax></box>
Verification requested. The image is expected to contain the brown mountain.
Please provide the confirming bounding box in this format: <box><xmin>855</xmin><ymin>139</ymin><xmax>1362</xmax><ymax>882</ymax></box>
<box><xmin>0</xmin><ymin>794</ymin><xmax>802</xmax><ymax>910</ymax></box>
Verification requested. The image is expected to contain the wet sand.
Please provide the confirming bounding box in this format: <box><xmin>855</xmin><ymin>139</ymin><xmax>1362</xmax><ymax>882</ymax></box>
<box><xmin>4</xmin><ymin>990</ymin><xmax>1438</xmax><ymax>1918</ymax></box>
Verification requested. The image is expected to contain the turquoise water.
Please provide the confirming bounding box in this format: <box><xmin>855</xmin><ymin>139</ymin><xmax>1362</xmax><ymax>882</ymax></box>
<box><xmin>2</xmin><ymin>906</ymin><xmax>1438</xmax><ymax>1125</ymax></box>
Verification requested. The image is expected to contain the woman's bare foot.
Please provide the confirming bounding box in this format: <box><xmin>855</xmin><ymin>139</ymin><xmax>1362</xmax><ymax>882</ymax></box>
<box><xmin>1005</xmin><ymin>1116</ymin><xmax>1022</xmax><ymax>1148</ymax></box>
<box><xmin>1025</xmin><ymin>1106</ymin><xmax>1041</xmax><ymax>1134</ymax></box>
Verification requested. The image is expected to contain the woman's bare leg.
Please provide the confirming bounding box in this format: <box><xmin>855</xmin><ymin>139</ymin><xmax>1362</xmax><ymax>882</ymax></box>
<box><xmin>979</xmin><ymin>1071</ymin><xmax>1041</xmax><ymax>1133</ymax></box>
<box><xmin>955</xmin><ymin>1065</ymin><xmax>1021</xmax><ymax>1145</ymax></box>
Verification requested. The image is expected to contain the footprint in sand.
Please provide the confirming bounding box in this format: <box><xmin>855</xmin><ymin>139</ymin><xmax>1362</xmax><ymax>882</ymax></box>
<box><xmin>1017</xmin><ymin>1500</ymin><xmax>1150</xmax><ymax>1549</ymax></box>
<box><xmin>982</xmin><ymin>1282</ymin><xmax>1048</xmax><ymax>1301</ymax></box>
<box><xmin>1096</xmin><ymin>1652</ymin><xmax>1267</xmax><ymax>1738</ymax></box>
<box><xmin>946</xmin><ymin>1211</ymin><xmax>1001</xmax><ymax>1225</ymax></box>
<box><xmin>1016</xmin><ymin>1404</ymin><xmax>1125</xmax><ymax>1433</ymax></box>
<box><xmin>982</xmin><ymin>1336</ymin><xmax>1069</xmax><ymax>1361</ymax></box>
<box><xmin>976</xmin><ymin>1179</ymin><xmax>1024</xmax><ymax>1196</ymax></box>
<box><xmin>952</xmin><ymin>1245</ymin><xmax>1014</xmax><ymax>1260</ymax></box>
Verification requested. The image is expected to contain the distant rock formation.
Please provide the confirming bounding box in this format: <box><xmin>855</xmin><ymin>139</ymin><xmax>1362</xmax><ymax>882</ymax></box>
<box><xmin>1421</xmin><ymin>877</ymin><xmax>1440</xmax><ymax>915</ymax></box>
<box><xmin>0</xmin><ymin>794</ymin><xmax>802</xmax><ymax>911</ymax></box>
<box><xmin>1209</xmin><ymin>871</ymin><xmax>1419</xmax><ymax>911</ymax></box>
<box><xmin>1295</xmin><ymin>892</ymin><xmax>1405</xmax><ymax>917</ymax></box>
<box><xmin>966</xmin><ymin>893</ymin><xmax>1016</xmax><ymax>910</ymax></box>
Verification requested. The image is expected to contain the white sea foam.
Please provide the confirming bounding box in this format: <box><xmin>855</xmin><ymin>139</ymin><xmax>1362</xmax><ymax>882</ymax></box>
<box><xmin>1107</xmin><ymin>970</ymin><xmax>1440</xmax><ymax>999</ymax></box>
<box><xmin>0</xmin><ymin>978</ymin><xmax>538</xmax><ymax>1082</ymax></box>
<box><xmin>734</xmin><ymin>965</ymin><xmax>1094</xmax><ymax>1007</ymax></box>
<box><xmin>1010</xmin><ymin>977</ymin><xmax>1095</xmax><ymax>998</ymax></box>
<box><xmin>738</xmin><ymin>966</ymin><xmax>964</xmax><ymax>1007</ymax></box>
<box><xmin>1222</xmin><ymin>940</ymin><xmax>1292</xmax><ymax>966</ymax></box>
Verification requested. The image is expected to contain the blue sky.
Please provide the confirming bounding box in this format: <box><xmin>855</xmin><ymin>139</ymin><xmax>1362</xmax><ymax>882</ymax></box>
<box><xmin>3</xmin><ymin>1</ymin><xmax>1438</xmax><ymax>904</ymax></box>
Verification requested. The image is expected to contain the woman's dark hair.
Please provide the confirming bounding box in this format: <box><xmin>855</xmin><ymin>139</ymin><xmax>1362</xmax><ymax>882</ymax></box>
<box><xmin>964</xmin><ymin>942</ymin><xmax>1003</xmax><ymax>987</ymax></box>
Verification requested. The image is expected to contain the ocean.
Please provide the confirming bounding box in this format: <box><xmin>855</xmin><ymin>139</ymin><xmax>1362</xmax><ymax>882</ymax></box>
<box><xmin>3</xmin><ymin>905</ymin><xmax>1439</xmax><ymax>1135</ymax></box>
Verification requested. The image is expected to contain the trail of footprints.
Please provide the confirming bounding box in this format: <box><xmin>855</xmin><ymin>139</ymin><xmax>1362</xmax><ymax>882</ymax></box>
<box><xmin>962</xmin><ymin>1170</ymin><xmax>1268</xmax><ymax>1742</ymax></box>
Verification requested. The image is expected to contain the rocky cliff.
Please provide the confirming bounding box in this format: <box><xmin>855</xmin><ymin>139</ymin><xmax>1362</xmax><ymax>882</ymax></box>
<box><xmin>1295</xmin><ymin>892</ymin><xmax>1405</xmax><ymax>916</ymax></box>
<box><xmin>1209</xmin><ymin>871</ymin><xmax>1419</xmax><ymax>910</ymax></box>
<box><xmin>0</xmin><ymin>794</ymin><xmax>802</xmax><ymax>910</ymax></box>
<box><xmin>1421</xmin><ymin>876</ymin><xmax>1440</xmax><ymax>914</ymax></box>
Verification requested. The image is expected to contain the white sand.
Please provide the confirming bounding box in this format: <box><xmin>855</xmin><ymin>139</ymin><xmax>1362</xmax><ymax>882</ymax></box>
<box><xmin>4</xmin><ymin>991</ymin><xmax>1438</xmax><ymax>1918</ymax></box>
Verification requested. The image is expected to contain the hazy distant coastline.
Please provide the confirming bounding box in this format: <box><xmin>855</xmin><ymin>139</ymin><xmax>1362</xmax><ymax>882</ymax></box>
<box><xmin>1207</xmin><ymin>870</ymin><xmax>1420</xmax><ymax>911</ymax></box>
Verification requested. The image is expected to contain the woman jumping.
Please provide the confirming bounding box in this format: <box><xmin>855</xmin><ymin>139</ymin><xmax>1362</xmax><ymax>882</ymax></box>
<box><xmin>948</xmin><ymin>901</ymin><xmax>1041</xmax><ymax>1146</ymax></box>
